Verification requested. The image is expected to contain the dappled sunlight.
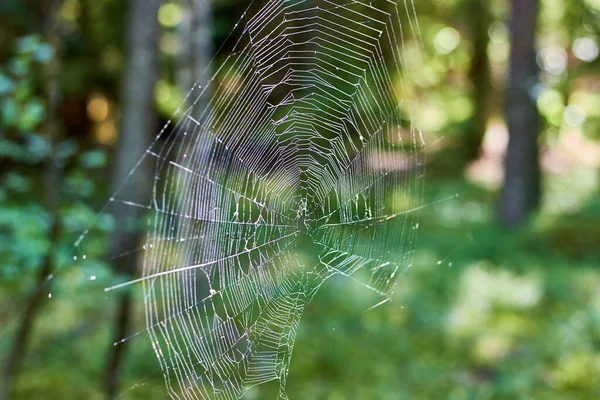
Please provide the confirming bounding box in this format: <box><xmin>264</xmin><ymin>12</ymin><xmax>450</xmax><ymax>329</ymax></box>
<box><xmin>2</xmin><ymin>0</ymin><xmax>600</xmax><ymax>398</ymax></box>
<box><xmin>464</xmin><ymin>121</ymin><xmax>507</xmax><ymax>189</ymax></box>
<box><xmin>557</xmin><ymin>128</ymin><xmax>600</xmax><ymax>168</ymax></box>
<box><xmin>447</xmin><ymin>262</ymin><xmax>542</xmax><ymax>336</ymax></box>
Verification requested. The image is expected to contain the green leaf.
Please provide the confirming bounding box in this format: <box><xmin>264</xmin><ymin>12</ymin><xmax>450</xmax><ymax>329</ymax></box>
<box><xmin>34</xmin><ymin>43</ymin><xmax>54</xmax><ymax>63</ymax></box>
<box><xmin>79</xmin><ymin>150</ymin><xmax>107</xmax><ymax>169</ymax></box>
<box><xmin>18</xmin><ymin>100</ymin><xmax>46</xmax><ymax>131</ymax></box>
<box><xmin>16</xmin><ymin>35</ymin><xmax>40</xmax><ymax>55</ymax></box>
<box><xmin>25</xmin><ymin>132</ymin><xmax>50</xmax><ymax>161</ymax></box>
<box><xmin>8</xmin><ymin>57</ymin><xmax>30</xmax><ymax>77</ymax></box>
<box><xmin>0</xmin><ymin>138</ymin><xmax>28</xmax><ymax>161</ymax></box>
<box><xmin>64</xmin><ymin>173</ymin><xmax>95</xmax><ymax>198</ymax></box>
<box><xmin>1</xmin><ymin>98</ymin><xmax>17</xmax><ymax>126</ymax></box>
<box><xmin>0</xmin><ymin>73</ymin><xmax>14</xmax><ymax>94</ymax></box>
<box><xmin>3</xmin><ymin>172</ymin><xmax>32</xmax><ymax>193</ymax></box>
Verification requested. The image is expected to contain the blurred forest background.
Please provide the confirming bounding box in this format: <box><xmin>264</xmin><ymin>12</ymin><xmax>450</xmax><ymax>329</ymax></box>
<box><xmin>1</xmin><ymin>0</ymin><xmax>600</xmax><ymax>398</ymax></box>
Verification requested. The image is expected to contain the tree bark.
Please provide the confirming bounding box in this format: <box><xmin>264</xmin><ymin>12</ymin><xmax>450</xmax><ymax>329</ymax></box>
<box><xmin>464</xmin><ymin>0</ymin><xmax>491</xmax><ymax>162</ymax></box>
<box><xmin>498</xmin><ymin>0</ymin><xmax>541</xmax><ymax>227</ymax></box>
<box><xmin>0</xmin><ymin>3</ymin><xmax>64</xmax><ymax>399</ymax></box>
<box><xmin>177</xmin><ymin>0</ymin><xmax>213</xmax><ymax>95</ymax></box>
<box><xmin>104</xmin><ymin>0</ymin><xmax>161</xmax><ymax>397</ymax></box>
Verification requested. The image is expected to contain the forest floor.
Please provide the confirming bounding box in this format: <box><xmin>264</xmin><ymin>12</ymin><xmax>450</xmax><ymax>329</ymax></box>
<box><xmin>6</xmin><ymin>152</ymin><xmax>600</xmax><ymax>400</ymax></box>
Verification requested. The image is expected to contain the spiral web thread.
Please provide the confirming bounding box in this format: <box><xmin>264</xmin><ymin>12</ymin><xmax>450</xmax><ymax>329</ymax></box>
<box><xmin>104</xmin><ymin>0</ymin><xmax>424</xmax><ymax>398</ymax></box>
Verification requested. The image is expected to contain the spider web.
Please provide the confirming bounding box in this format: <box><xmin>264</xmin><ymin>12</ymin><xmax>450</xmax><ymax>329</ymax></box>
<box><xmin>97</xmin><ymin>0</ymin><xmax>424</xmax><ymax>398</ymax></box>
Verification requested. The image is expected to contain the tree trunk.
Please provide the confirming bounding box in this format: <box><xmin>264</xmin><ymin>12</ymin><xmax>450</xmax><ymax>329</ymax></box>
<box><xmin>104</xmin><ymin>0</ymin><xmax>161</xmax><ymax>397</ymax></box>
<box><xmin>464</xmin><ymin>0</ymin><xmax>491</xmax><ymax>162</ymax></box>
<box><xmin>0</xmin><ymin>4</ymin><xmax>64</xmax><ymax>399</ymax></box>
<box><xmin>177</xmin><ymin>0</ymin><xmax>213</xmax><ymax>95</ymax></box>
<box><xmin>498</xmin><ymin>0</ymin><xmax>541</xmax><ymax>227</ymax></box>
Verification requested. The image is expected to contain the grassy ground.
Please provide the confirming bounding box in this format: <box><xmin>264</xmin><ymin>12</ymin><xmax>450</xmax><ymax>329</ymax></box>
<box><xmin>6</xmin><ymin>158</ymin><xmax>600</xmax><ymax>399</ymax></box>
<box><xmin>279</xmin><ymin>163</ymin><xmax>600</xmax><ymax>399</ymax></box>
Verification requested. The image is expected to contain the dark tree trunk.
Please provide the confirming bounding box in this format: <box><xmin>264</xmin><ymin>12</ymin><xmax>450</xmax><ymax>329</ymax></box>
<box><xmin>498</xmin><ymin>0</ymin><xmax>541</xmax><ymax>227</ymax></box>
<box><xmin>104</xmin><ymin>0</ymin><xmax>161</xmax><ymax>397</ymax></box>
<box><xmin>0</xmin><ymin>3</ymin><xmax>64</xmax><ymax>399</ymax></box>
<box><xmin>465</xmin><ymin>0</ymin><xmax>491</xmax><ymax>162</ymax></box>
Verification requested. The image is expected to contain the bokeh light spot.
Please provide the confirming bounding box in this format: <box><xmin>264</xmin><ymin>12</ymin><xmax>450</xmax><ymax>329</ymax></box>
<box><xmin>95</xmin><ymin>121</ymin><xmax>117</xmax><ymax>145</ymax></box>
<box><xmin>563</xmin><ymin>104</ymin><xmax>586</xmax><ymax>127</ymax></box>
<box><xmin>572</xmin><ymin>38</ymin><xmax>599</xmax><ymax>62</ymax></box>
<box><xmin>537</xmin><ymin>46</ymin><xmax>567</xmax><ymax>75</ymax></box>
<box><xmin>87</xmin><ymin>94</ymin><xmax>110</xmax><ymax>122</ymax></box>
<box><xmin>434</xmin><ymin>27</ymin><xmax>460</xmax><ymax>55</ymax></box>
<box><xmin>158</xmin><ymin>3</ymin><xmax>183</xmax><ymax>28</ymax></box>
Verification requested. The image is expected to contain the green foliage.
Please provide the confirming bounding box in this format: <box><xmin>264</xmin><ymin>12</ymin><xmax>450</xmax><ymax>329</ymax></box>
<box><xmin>0</xmin><ymin>35</ymin><xmax>110</xmax><ymax>282</ymax></box>
<box><xmin>276</xmin><ymin>174</ymin><xmax>600</xmax><ymax>400</ymax></box>
<box><xmin>1</xmin><ymin>0</ymin><xmax>600</xmax><ymax>399</ymax></box>
<box><xmin>0</xmin><ymin>35</ymin><xmax>49</xmax><ymax>165</ymax></box>
<box><xmin>0</xmin><ymin>202</ymin><xmax>51</xmax><ymax>279</ymax></box>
